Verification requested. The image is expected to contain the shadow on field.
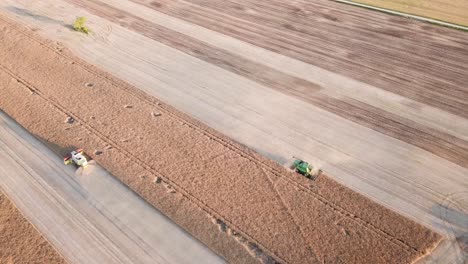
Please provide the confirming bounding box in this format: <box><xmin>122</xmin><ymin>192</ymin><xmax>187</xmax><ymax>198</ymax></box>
<box><xmin>428</xmin><ymin>193</ymin><xmax>468</xmax><ymax>263</ymax></box>
<box><xmin>6</xmin><ymin>6</ymin><xmax>74</xmax><ymax>30</ymax></box>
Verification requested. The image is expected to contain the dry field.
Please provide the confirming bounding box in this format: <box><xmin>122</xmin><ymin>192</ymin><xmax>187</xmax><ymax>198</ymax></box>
<box><xmin>346</xmin><ymin>0</ymin><xmax>468</xmax><ymax>27</ymax></box>
<box><xmin>0</xmin><ymin>192</ymin><xmax>65</xmax><ymax>263</ymax></box>
<box><xmin>0</xmin><ymin>14</ymin><xmax>443</xmax><ymax>264</ymax></box>
<box><xmin>1</xmin><ymin>0</ymin><xmax>468</xmax><ymax>263</ymax></box>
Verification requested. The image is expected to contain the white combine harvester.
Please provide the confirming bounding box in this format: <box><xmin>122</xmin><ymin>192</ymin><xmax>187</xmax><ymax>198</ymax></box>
<box><xmin>64</xmin><ymin>148</ymin><xmax>88</xmax><ymax>167</ymax></box>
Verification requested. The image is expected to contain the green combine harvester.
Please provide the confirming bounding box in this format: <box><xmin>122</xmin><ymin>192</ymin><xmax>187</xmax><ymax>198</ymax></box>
<box><xmin>292</xmin><ymin>158</ymin><xmax>321</xmax><ymax>180</ymax></box>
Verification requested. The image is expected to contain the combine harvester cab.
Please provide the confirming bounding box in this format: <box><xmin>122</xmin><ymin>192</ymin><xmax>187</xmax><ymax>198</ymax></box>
<box><xmin>64</xmin><ymin>148</ymin><xmax>88</xmax><ymax>167</ymax></box>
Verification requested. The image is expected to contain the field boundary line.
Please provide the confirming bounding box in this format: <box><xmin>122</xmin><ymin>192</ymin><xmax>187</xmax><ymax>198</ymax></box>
<box><xmin>334</xmin><ymin>0</ymin><xmax>468</xmax><ymax>31</ymax></box>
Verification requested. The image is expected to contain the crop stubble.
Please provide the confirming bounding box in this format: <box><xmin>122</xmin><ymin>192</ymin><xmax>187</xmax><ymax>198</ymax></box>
<box><xmin>0</xmin><ymin>14</ymin><xmax>441</xmax><ymax>263</ymax></box>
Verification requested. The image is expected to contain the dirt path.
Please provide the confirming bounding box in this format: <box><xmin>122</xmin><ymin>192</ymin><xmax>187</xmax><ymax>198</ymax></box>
<box><xmin>0</xmin><ymin>13</ymin><xmax>442</xmax><ymax>264</ymax></box>
<box><xmin>0</xmin><ymin>191</ymin><xmax>65</xmax><ymax>264</ymax></box>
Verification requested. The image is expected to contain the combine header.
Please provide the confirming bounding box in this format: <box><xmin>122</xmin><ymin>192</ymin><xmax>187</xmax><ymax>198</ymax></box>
<box><xmin>64</xmin><ymin>148</ymin><xmax>88</xmax><ymax>167</ymax></box>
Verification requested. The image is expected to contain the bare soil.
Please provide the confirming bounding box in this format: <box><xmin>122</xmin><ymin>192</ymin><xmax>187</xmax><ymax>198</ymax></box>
<box><xmin>0</xmin><ymin>13</ymin><xmax>442</xmax><ymax>263</ymax></box>
<box><xmin>0</xmin><ymin>192</ymin><xmax>66</xmax><ymax>264</ymax></box>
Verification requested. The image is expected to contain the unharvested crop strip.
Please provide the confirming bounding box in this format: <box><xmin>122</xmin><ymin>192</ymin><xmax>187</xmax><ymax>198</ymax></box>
<box><xmin>262</xmin><ymin>169</ymin><xmax>321</xmax><ymax>262</ymax></box>
<box><xmin>0</xmin><ymin>191</ymin><xmax>66</xmax><ymax>264</ymax></box>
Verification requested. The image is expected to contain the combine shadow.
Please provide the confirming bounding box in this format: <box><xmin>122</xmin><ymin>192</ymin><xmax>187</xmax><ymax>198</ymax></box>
<box><xmin>433</xmin><ymin>204</ymin><xmax>468</xmax><ymax>243</ymax></box>
<box><xmin>261</xmin><ymin>151</ymin><xmax>289</xmax><ymax>166</ymax></box>
<box><xmin>33</xmin><ymin>134</ymin><xmax>79</xmax><ymax>159</ymax></box>
<box><xmin>428</xmin><ymin>196</ymin><xmax>468</xmax><ymax>263</ymax></box>
<box><xmin>6</xmin><ymin>6</ymin><xmax>74</xmax><ymax>30</ymax></box>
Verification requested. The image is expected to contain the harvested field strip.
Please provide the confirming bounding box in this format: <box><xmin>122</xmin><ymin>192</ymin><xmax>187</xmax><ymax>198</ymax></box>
<box><xmin>0</xmin><ymin>192</ymin><xmax>66</xmax><ymax>263</ymax></box>
<box><xmin>0</xmin><ymin>14</ymin><xmax>441</xmax><ymax>263</ymax></box>
<box><xmin>344</xmin><ymin>0</ymin><xmax>468</xmax><ymax>27</ymax></box>
<box><xmin>67</xmin><ymin>0</ymin><xmax>468</xmax><ymax>169</ymax></box>
<box><xmin>126</xmin><ymin>0</ymin><xmax>468</xmax><ymax>119</ymax></box>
